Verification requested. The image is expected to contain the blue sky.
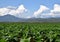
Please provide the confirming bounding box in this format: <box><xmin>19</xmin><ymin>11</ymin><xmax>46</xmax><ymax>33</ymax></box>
<box><xmin>0</xmin><ymin>0</ymin><xmax>60</xmax><ymax>18</ymax></box>
<box><xmin>0</xmin><ymin>0</ymin><xmax>60</xmax><ymax>9</ymax></box>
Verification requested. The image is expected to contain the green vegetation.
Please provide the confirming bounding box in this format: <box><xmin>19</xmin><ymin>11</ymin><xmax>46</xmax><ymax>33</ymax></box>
<box><xmin>0</xmin><ymin>22</ymin><xmax>60</xmax><ymax>42</ymax></box>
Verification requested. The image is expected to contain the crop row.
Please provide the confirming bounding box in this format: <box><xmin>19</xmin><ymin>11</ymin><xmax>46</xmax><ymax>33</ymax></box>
<box><xmin>0</xmin><ymin>22</ymin><xmax>60</xmax><ymax>42</ymax></box>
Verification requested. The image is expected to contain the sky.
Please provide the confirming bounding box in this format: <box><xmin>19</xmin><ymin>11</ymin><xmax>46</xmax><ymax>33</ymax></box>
<box><xmin>0</xmin><ymin>0</ymin><xmax>60</xmax><ymax>18</ymax></box>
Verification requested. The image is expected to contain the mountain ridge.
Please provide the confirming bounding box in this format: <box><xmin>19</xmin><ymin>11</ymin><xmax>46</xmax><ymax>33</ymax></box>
<box><xmin>0</xmin><ymin>14</ymin><xmax>60</xmax><ymax>22</ymax></box>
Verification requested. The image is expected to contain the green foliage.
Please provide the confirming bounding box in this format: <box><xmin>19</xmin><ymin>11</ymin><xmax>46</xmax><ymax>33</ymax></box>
<box><xmin>0</xmin><ymin>22</ymin><xmax>60</xmax><ymax>42</ymax></box>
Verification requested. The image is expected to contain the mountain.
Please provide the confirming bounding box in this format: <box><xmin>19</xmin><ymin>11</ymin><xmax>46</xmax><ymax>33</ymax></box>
<box><xmin>27</xmin><ymin>18</ymin><xmax>60</xmax><ymax>22</ymax></box>
<box><xmin>0</xmin><ymin>14</ymin><xmax>26</xmax><ymax>22</ymax></box>
<box><xmin>0</xmin><ymin>14</ymin><xmax>60</xmax><ymax>22</ymax></box>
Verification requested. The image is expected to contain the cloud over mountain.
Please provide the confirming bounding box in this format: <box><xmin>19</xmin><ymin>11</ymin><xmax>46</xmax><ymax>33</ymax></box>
<box><xmin>51</xmin><ymin>4</ymin><xmax>60</xmax><ymax>12</ymax></box>
<box><xmin>0</xmin><ymin>4</ymin><xmax>60</xmax><ymax>18</ymax></box>
<box><xmin>50</xmin><ymin>4</ymin><xmax>60</xmax><ymax>17</ymax></box>
<box><xmin>0</xmin><ymin>4</ymin><xmax>27</xmax><ymax>16</ymax></box>
<box><xmin>33</xmin><ymin>4</ymin><xmax>60</xmax><ymax>18</ymax></box>
<box><xmin>34</xmin><ymin>5</ymin><xmax>49</xmax><ymax>17</ymax></box>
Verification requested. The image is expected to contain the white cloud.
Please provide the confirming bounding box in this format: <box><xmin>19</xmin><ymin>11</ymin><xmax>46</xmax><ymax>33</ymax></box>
<box><xmin>9</xmin><ymin>5</ymin><xmax>27</xmax><ymax>15</ymax></box>
<box><xmin>0</xmin><ymin>4</ymin><xmax>27</xmax><ymax>16</ymax></box>
<box><xmin>26</xmin><ymin>16</ymin><xmax>32</xmax><ymax>18</ymax></box>
<box><xmin>0</xmin><ymin>4</ymin><xmax>60</xmax><ymax>18</ymax></box>
<box><xmin>51</xmin><ymin>4</ymin><xmax>60</xmax><ymax>12</ymax></box>
<box><xmin>34</xmin><ymin>5</ymin><xmax>49</xmax><ymax>17</ymax></box>
<box><xmin>50</xmin><ymin>4</ymin><xmax>60</xmax><ymax>17</ymax></box>
<box><xmin>33</xmin><ymin>4</ymin><xmax>60</xmax><ymax>18</ymax></box>
<box><xmin>0</xmin><ymin>8</ymin><xmax>10</xmax><ymax>16</ymax></box>
<box><xmin>6</xmin><ymin>6</ymin><xmax>16</xmax><ymax>9</ymax></box>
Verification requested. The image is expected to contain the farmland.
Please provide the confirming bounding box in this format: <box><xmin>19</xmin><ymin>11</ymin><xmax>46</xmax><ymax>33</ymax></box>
<box><xmin>0</xmin><ymin>22</ymin><xmax>60</xmax><ymax>42</ymax></box>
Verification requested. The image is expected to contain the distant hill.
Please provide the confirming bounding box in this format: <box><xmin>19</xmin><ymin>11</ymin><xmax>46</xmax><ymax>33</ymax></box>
<box><xmin>0</xmin><ymin>14</ymin><xmax>26</xmax><ymax>22</ymax></box>
<box><xmin>27</xmin><ymin>18</ymin><xmax>60</xmax><ymax>22</ymax></box>
<box><xmin>0</xmin><ymin>14</ymin><xmax>60</xmax><ymax>22</ymax></box>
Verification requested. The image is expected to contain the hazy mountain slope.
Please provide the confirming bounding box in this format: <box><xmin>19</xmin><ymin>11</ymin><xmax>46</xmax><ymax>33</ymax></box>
<box><xmin>0</xmin><ymin>14</ymin><xmax>60</xmax><ymax>22</ymax></box>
